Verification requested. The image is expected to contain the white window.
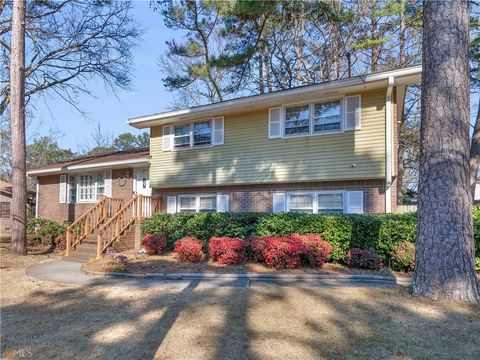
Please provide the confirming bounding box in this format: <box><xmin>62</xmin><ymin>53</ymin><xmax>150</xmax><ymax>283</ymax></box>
<box><xmin>178</xmin><ymin>195</ymin><xmax>217</xmax><ymax>213</ymax></box>
<box><xmin>77</xmin><ymin>173</ymin><xmax>106</xmax><ymax>202</ymax></box>
<box><xmin>318</xmin><ymin>193</ymin><xmax>344</xmax><ymax>213</ymax></box>
<box><xmin>275</xmin><ymin>96</ymin><xmax>361</xmax><ymax>139</ymax></box>
<box><xmin>288</xmin><ymin>194</ymin><xmax>314</xmax><ymax>213</ymax></box>
<box><xmin>178</xmin><ymin>196</ymin><xmax>196</xmax><ymax>212</ymax></box>
<box><xmin>174</xmin><ymin>124</ymin><xmax>191</xmax><ymax>149</ymax></box>
<box><xmin>313</xmin><ymin>100</ymin><xmax>342</xmax><ymax>133</ymax></box>
<box><xmin>287</xmin><ymin>191</ymin><xmax>345</xmax><ymax>214</ymax></box>
<box><xmin>284</xmin><ymin>104</ymin><xmax>310</xmax><ymax>135</ymax></box>
<box><xmin>173</xmin><ymin>120</ymin><xmax>212</xmax><ymax>149</ymax></box>
<box><xmin>193</xmin><ymin>121</ymin><xmax>212</xmax><ymax>146</ymax></box>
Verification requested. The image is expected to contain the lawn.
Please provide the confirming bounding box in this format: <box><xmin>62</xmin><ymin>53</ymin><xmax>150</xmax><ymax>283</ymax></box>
<box><xmin>1</xmin><ymin>249</ymin><xmax>479</xmax><ymax>360</ymax></box>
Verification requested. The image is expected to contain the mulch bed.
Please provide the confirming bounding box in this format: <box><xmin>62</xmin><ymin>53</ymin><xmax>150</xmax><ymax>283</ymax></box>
<box><xmin>85</xmin><ymin>250</ymin><xmax>396</xmax><ymax>276</ymax></box>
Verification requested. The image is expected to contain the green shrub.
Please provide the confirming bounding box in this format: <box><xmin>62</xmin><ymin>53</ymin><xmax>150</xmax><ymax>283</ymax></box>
<box><xmin>27</xmin><ymin>217</ymin><xmax>66</xmax><ymax>240</ymax></box>
<box><xmin>141</xmin><ymin>209</ymin><xmax>480</xmax><ymax>263</ymax></box>
<box><xmin>142</xmin><ymin>212</ymin><xmax>261</xmax><ymax>250</ymax></box>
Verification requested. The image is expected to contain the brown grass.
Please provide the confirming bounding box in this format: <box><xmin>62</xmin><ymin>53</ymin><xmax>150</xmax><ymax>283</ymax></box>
<box><xmin>1</xmin><ymin>248</ymin><xmax>479</xmax><ymax>359</ymax></box>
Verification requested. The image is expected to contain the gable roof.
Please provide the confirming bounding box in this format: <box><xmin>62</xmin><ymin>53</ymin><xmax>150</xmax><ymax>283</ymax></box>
<box><xmin>27</xmin><ymin>148</ymin><xmax>150</xmax><ymax>176</ymax></box>
<box><xmin>128</xmin><ymin>65</ymin><xmax>422</xmax><ymax>129</ymax></box>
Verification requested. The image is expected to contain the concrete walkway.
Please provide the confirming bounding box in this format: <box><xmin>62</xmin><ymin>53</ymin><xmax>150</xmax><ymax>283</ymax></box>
<box><xmin>26</xmin><ymin>260</ymin><xmax>411</xmax><ymax>289</ymax></box>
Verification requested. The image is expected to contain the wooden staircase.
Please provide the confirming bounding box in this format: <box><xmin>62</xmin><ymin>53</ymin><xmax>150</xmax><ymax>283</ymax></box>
<box><xmin>64</xmin><ymin>231</ymin><xmax>98</xmax><ymax>263</ymax></box>
<box><xmin>64</xmin><ymin>195</ymin><xmax>161</xmax><ymax>261</ymax></box>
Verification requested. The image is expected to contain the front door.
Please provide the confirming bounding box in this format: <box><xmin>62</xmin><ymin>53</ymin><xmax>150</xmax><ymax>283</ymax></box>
<box><xmin>134</xmin><ymin>168</ymin><xmax>152</xmax><ymax>197</ymax></box>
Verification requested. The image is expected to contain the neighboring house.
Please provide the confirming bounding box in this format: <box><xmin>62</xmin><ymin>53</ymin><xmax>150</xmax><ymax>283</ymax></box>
<box><xmin>0</xmin><ymin>180</ymin><xmax>35</xmax><ymax>237</ymax></box>
<box><xmin>127</xmin><ymin>65</ymin><xmax>422</xmax><ymax>215</ymax></box>
<box><xmin>27</xmin><ymin>149</ymin><xmax>151</xmax><ymax>224</ymax></box>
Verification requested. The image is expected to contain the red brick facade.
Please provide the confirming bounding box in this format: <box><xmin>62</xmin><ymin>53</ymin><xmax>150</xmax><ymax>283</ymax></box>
<box><xmin>153</xmin><ymin>179</ymin><xmax>387</xmax><ymax>214</ymax></box>
<box><xmin>37</xmin><ymin>168</ymin><xmax>135</xmax><ymax>224</ymax></box>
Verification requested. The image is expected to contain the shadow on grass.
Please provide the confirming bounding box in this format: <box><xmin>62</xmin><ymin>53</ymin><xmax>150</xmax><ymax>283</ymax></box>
<box><xmin>1</xmin><ymin>276</ymin><xmax>479</xmax><ymax>359</ymax></box>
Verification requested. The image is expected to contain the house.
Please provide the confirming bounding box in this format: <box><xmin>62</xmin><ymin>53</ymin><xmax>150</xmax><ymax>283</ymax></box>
<box><xmin>27</xmin><ymin>149</ymin><xmax>151</xmax><ymax>224</ymax></box>
<box><xmin>28</xmin><ymin>65</ymin><xmax>422</xmax><ymax>258</ymax></box>
<box><xmin>0</xmin><ymin>180</ymin><xmax>35</xmax><ymax>238</ymax></box>
<box><xmin>128</xmin><ymin>65</ymin><xmax>421</xmax><ymax>215</ymax></box>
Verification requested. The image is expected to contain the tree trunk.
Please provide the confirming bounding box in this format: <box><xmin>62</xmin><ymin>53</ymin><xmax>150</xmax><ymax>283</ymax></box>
<box><xmin>9</xmin><ymin>0</ymin><xmax>27</xmax><ymax>255</ymax></box>
<box><xmin>469</xmin><ymin>98</ymin><xmax>480</xmax><ymax>198</ymax></box>
<box><xmin>412</xmin><ymin>0</ymin><xmax>479</xmax><ymax>302</ymax></box>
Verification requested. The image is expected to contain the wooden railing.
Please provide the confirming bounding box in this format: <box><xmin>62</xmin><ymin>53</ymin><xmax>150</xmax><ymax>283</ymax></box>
<box><xmin>65</xmin><ymin>196</ymin><xmax>124</xmax><ymax>256</ymax></box>
<box><xmin>96</xmin><ymin>195</ymin><xmax>161</xmax><ymax>258</ymax></box>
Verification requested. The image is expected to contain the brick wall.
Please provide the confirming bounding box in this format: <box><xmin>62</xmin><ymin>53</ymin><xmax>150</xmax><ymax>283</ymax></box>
<box><xmin>37</xmin><ymin>168</ymin><xmax>135</xmax><ymax>224</ymax></box>
<box><xmin>153</xmin><ymin>179</ymin><xmax>387</xmax><ymax>214</ymax></box>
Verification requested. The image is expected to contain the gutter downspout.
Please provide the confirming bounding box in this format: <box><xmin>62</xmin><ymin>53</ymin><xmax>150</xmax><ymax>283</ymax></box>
<box><xmin>385</xmin><ymin>76</ymin><xmax>395</xmax><ymax>213</ymax></box>
<box><xmin>35</xmin><ymin>179</ymin><xmax>39</xmax><ymax>218</ymax></box>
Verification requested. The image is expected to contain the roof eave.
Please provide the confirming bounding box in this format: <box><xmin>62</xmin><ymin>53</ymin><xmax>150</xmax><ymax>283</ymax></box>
<box><xmin>27</xmin><ymin>157</ymin><xmax>150</xmax><ymax>177</ymax></box>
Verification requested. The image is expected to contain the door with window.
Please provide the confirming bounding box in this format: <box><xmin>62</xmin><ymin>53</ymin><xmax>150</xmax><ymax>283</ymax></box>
<box><xmin>134</xmin><ymin>168</ymin><xmax>152</xmax><ymax>197</ymax></box>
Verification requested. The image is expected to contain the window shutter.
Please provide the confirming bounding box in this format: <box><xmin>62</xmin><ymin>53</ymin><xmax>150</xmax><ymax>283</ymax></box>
<box><xmin>268</xmin><ymin>107</ymin><xmax>282</xmax><ymax>138</ymax></box>
<box><xmin>272</xmin><ymin>192</ymin><xmax>286</xmax><ymax>213</ymax></box>
<box><xmin>167</xmin><ymin>196</ymin><xmax>177</xmax><ymax>214</ymax></box>
<box><xmin>162</xmin><ymin>125</ymin><xmax>173</xmax><ymax>151</ymax></box>
<box><xmin>59</xmin><ymin>175</ymin><xmax>67</xmax><ymax>203</ymax></box>
<box><xmin>344</xmin><ymin>96</ymin><xmax>361</xmax><ymax>131</ymax></box>
<box><xmin>105</xmin><ymin>170</ymin><xmax>112</xmax><ymax>197</ymax></box>
<box><xmin>346</xmin><ymin>191</ymin><xmax>363</xmax><ymax>214</ymax></box>
<box><xmin>213</xmin><ymin>117</ymin><xmax>224</xmax><ymax>145</ymax></box>
<box><xmin>216</xmin><ymin>194</ymin><xmax>229</xmax><ymax>212</ymax></box>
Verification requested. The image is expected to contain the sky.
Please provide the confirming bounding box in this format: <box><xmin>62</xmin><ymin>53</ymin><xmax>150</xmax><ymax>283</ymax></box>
<box><xmin>27</xmin><ymin>1</ymin><xmax>176</xmax><ymax>153</ymax></box>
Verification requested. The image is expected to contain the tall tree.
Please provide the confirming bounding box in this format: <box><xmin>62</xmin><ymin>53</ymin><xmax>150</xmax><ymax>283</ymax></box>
<box><xmin>113</xmin><ymin>132</ymin><xmax>150</xmax><ymax>151</ymax></box>
<box><xmin>412</xmin><ymin>0</ymin><xmax>479</xmax><ymax>302</ymax></box>
<box><xmin>153</xmin><ymin>0</ymin><xmax>232</xmax><ymax>106</ymax></box>
<box><xmin>469</xmin><ymin>8</ymin><xmax>480</xmax><ymax>197</ymax></box>
<box><xmin>0</xmin><ymin>1</ymin><xmax>140</xmax><ymax>116</ymax></box>
<box><xmin>9</xmin><ymin>0</ymin><xmax>26</xmax><ymax>255</ymax></box>
<box><xmin>2</xmin><ymin>1</ymin><xmax>139</xmax><ymax>255</ymax></box>
<box><xmin>26</xmin><ymin>136</ymin><xmax>75</xmax><ymax>169</ymax></box>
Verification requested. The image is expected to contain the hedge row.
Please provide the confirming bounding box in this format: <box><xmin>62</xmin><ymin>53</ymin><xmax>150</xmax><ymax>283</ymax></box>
<box><xmin>141</xmin><ymin>210</ymin><xmax>480</xmax><ymax>263</ymax></box>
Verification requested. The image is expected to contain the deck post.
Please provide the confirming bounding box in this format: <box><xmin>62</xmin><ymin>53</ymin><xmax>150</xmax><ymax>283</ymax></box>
<box><xmin>65</xmin><ymin>229</ymin><xmax>72</xmax><ymax>256</ymax></box>
<box><xmin>138</xmin><ymin>194</ymin><xmax>143</xmax><ymax>221</ymax></box>
<box><xmin>115</xmin><ymin>217</ymin><xmax>120</xmax><ymax>240</ymax></box>
<box><xmin>96</xmin><ymin>233</ymin><xmax>102</xmax><ymax>259</ymax></box>
<box><xmin>133</xmin><ymin>195</ymin><xmax>138</xmax><ymax>220</ymax></box>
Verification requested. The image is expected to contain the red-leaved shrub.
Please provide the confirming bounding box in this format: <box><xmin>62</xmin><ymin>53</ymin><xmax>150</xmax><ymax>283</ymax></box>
<box><xmin>247</xmin><ymin>235</ymin><xmax>269</xmax><ymax>262</ymax></box>
<box><xmin>142</xmin><ymin>234</ymin><xmax>168</xmax><ymax>255</ymax></box>
<box><xmin>174</xmin><ymin>237</ymin><xmax>205</xmax><ymax>263</ymax></box>
<box><xmin>208</xmin><ymin>237</ymin><xmax>247</xmax><ymax>265</ymax></box>
<box><xmin>347</xmin><ymin>248</ymin><xmax>383</xmax><ymax>270</ymax></box>
<box><xmin>262</xmin><ymin>236</ymin><xmax>304</xmax><ymax>269</ymax></box>
<box><xmin>292</xmin><ymin>233</ymin><xmax>333</xmax><ymax>267</ymax></box>
<box><xmin>54</xmin><ymin>235</ymin><xmax>66</xmax><ymax>251</ymax></box>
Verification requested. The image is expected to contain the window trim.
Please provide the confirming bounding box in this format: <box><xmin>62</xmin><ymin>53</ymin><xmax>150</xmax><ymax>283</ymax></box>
<box><xmin>172</xmin><ymin>119</ymin><xmax>213</xmax><ymax>151</ymax></box>
<box><xmin>74</xmin><ymin>172</ymin><xmax>106</xmax><ymax>203</ymax></box>
<box><xmin>286</xmin><ymin>191</ymin><xmax>346</xmax><ymax>214</ymax></box>
<box><xmin>177</xmin><ymin>194</ymin><xmax>217</xmax><ymax>213</ymax></box>
<box><xmin>282</xmin><ymin>97</ymin><xmax>344</xmax><ymax>138</ymax></box>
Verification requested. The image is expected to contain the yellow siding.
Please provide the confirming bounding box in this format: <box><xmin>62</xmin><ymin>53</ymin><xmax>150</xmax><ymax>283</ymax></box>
<box><xmin>150</xmin><ymin>89</ymin><xmax>386</xmax><ymax>188</ymax></box>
